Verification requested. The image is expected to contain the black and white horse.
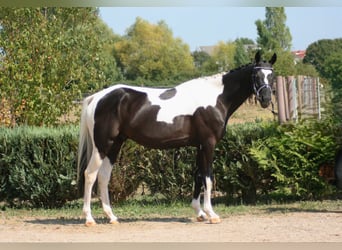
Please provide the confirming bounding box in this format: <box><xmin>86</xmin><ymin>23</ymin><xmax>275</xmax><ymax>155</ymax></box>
<box><xmin>77</xmin><ymin>51</ymin><xmax>277</xmax><ymax>226</ymax></box>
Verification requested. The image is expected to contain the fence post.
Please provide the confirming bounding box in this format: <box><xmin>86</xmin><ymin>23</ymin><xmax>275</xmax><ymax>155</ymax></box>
<box><xmin>276</xmin><ymin>76</ymin><xmax>286</xmax><ymax>124</ymax></box>
<box><xmin>317</xmin><ymin>77</ymin><xmax>321</xmax><ymax>120</ymax></box>
<box><xmin>283</xmin><ymin>77</ymin><xmax>290</xmax><ymax>121</ymax></box>
<box><xmin>287</xmin><ymin>76</ymin><xmax>296</xmax><ymax>121</ymax></box>
<box><xmin>297</xmin><ymin>75</ymin><xmax>303</xmax><ymax>119</ymax></box>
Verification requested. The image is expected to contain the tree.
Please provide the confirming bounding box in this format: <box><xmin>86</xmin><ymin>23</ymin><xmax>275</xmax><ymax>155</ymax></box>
<box><xmin>0</xmin><ymin>8</ymin><xmax>121</xmax><ymax>126</ymax></box>
<box><xmin>192</xmin><ymin>50</ymin><xmax>211</xmax><ymax>74</ymax></box>
<box><xmin>303</xmin><ymin>39</ymin><xmax>342</xmax><ymax>120</ymax></box>
<box><xmin>295</xmin><ymin>62</ymin><xmax>319</xmax><ymax>77</ymax></box>
<box><xmin>212</xmin><ymin>41</ymin><xmax>236</xmax><ymax>72</ymax></box>
<box><xmin>303</xmin><ymin>38</ymin><xmax>342</xmax><ymax>80</ymax></box>
<box><xmin>255</xmin><ymin>7</ymin><xmax>292</xmax><ymax>52</ymax></box>
<box><xmin>113</xmin><ymin>18</ymin><xmax>195</xmax><ymax>83</ymax></box>
<box><xmin>234</xmin><ymin>38</ymin><xmax>256</xmax><ymax>66</ymax></box>
<box><xmin>321</xmin><ymin>50</ymin><xmax>342</xmax><ymax>119</ymax></box>
<box><xmin>255</xmin><ymin>7</ymin><xmax>294</xmax><ymax>76</ymax></box>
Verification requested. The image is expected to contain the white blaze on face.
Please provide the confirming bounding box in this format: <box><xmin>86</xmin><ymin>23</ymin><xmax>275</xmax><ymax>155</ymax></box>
<box><xmin>261</xmin><ymin>69</ymin><xmax>273</xmax><ymax>85</ymax></box>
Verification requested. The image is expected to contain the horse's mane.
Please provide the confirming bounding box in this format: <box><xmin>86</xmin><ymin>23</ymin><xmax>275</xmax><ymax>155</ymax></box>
<box><xmin>227</xmin><ymin>63</ymin><xmax>254</xmax><ymax>74</ymax></box>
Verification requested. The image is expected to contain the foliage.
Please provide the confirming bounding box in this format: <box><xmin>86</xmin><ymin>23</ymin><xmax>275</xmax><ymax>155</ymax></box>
<box><xmin>113</xmin><ymin>17</ymin><xmax>195</xmax><ymax>82</ymax></box>
<box><xmin>304</xmin><ymin>38</ymin><xmax>342</xmax><ymax>79</ymax></box>
<box><xmin>0</xmin><ymin>8</ymin><xmax>121</xmax><ymax>126</ymax></box>
<box><xmin>271</xmin><ymin>50</ymin><xmax>296</xmax><ymax>76</ymax></box>
<box><xmin>0</xmin><ymin>126</ymin><xmax>78</xmax><ymax>207</ymax></box>
<box><xmin>295</xmin><ymin>61</ymin><xmax>319</xmax><ymax>77</ymax></box>
<box><xmin>214</xmin><ymin>122</ymin><xmax>280</xmax><ymax>204</ymax></box>
<box><xmin>255</xmin><ymin>7</ymin><xmax>292</xmax><ymax>51</ymax></box>
<box><xmin>0</xmin><ymin>119</ymin><xmax>340</xmax><ymax>208</ymax></box>
<box><xmin>234</xmin><ymin>38</ymin><xmax>256</xmax><ymax>66</ymax></box>
<box><xmin>108</xmin><ymin>141</ymin><xmax>144</xmax><ymax>203</ymax></box>
<box><xmin>304</xmin><ymin>38</ymin><xmax>342</xmax><ymax>119</ymax></box>
<box><xmin>192</xmin><ymin>50</ymin><xmax>211</xmax><ymax>75</ymax></box>
<box><xmin>211</xmin><ymin>41</ymin><xmax>236</xmax><ymax>72</ymax></box>
<box><xmin>255</xmin><ymin>8</ymin><xmax>294</xmax><ymax>76</ymax></box>
<box><xmin>249</xmin><ymin>118</ymin><xmax>339</xmax><ymax>200</ymax></box>
<box><xmin>137</xmin><ymin>147</ymin><xmax>195</xmax><ymax>201</ymax></box>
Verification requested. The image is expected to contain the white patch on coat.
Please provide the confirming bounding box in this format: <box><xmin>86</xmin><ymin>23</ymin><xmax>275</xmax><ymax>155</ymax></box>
<box><xmin>88</xmin><ymin>74</ymin><xmax>224</xmax><ymax>124</ymax></box>
<box><xmin>261</xmin><ymin>69</ymin><xmax>273</xmax><ymax>85</ymax></box>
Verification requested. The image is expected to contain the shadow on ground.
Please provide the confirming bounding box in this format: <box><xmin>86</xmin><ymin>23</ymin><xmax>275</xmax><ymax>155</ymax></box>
<box><xmin>25</xmin><ymin>216</ymin><xmax>192</xmax><ymax>226</ymax></box>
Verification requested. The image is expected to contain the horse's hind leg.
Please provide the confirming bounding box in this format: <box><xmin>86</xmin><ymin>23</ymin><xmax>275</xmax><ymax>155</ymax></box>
<box><xmin>97</xmin><ymin>158</ymin><xmax>118</xmax><ymax>224</ymax></box>
<box><xmin>83</xmin><ymin>151</ymin><xmax>103</xmax><ymax>226</ymax></box>
<box><xmin>97</xmin><ymin>138</ymin><xmax>124</xmax><ymax>224</ymax></box>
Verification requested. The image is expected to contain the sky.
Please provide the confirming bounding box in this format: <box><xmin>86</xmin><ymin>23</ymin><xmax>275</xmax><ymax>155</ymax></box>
<box><xmin>99</xmin><ymin>7</ymin><xmax>342</xmax><ymax>51</ymax></box>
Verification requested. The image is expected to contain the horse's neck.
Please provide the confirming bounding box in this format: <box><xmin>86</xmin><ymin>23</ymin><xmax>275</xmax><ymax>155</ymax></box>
<box><xmin>221</xmin><ymin>71</ymin><xmax>253</xmax><ymax>120</ymax></box>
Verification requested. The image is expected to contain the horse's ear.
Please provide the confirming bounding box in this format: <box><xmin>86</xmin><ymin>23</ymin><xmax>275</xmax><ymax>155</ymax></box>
<box><xmin>269</xmin><ymin>53</ymin><xmax>277</xmax><ymax>65</ymax></box>
<box><xmin>255</xmin><ymin>50</ymin><xmax>262</xmax><ymax>63</ymax></box>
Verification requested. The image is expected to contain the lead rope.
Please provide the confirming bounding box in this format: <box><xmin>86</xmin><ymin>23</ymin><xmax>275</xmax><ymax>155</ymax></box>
<box><xmin>270</xmin><ymin>101</ymin><xmax>278</xmax><ymax>116</ymax></box>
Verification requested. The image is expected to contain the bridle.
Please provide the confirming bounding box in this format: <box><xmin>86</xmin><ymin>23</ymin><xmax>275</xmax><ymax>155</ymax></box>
<box><xmin>252</xmin><ymin>66</ymin><xmax>277</xmax><ymax>115</ymax></box>
<box><xmin>252</xmin><ymin>66</ymin><xmax>274</xmax><ymax>99</ymax></box>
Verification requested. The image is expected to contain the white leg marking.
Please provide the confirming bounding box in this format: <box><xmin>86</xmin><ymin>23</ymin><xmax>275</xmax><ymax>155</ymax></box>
<box><xmin>83</xmin><ymin>151</ymin><xmax>102</xmax><ymax>226</ymax></box>
<box><xmin>203</xmin><ymin>177</ymin><xmax>220</xmax><ymax>224</ymax></box>
<box><xmin>191</xmin><ymin>196</ymin><xmax>207</xmax><ymax>222</ymax></box>
<box><xmin>98</xmin><ymin>158</ymin><xmax>118</xmax><ymax>224</ymax></box>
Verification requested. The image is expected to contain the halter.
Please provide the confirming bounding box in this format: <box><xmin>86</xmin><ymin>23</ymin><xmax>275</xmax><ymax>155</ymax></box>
<box><xmin>252</xmin><ymin>66</ymin><xmax>273</xmax><ymax>99</ymax></box>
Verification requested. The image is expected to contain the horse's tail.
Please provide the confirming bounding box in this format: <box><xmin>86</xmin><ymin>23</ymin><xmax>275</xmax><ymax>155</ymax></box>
<box><xmin>77</xmin><ymin>97</ymin><xmax>93</xmax><ymax>197</ymax></box>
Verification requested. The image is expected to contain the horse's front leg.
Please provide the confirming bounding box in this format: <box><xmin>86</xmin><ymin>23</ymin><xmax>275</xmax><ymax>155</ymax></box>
<box><xmin>192</xmin><ymin>143</ymin><xmax>221</xmax><ymax>224</ymax></box>
<box><xmin>191</xmin><ymin>169</ymin><xmax>208</xmax><ymax>222</ymax></box>
<box><xmin>203</xmin><ymin>175</ymin><xmax>221</xmax><ymax>224</ymax></box>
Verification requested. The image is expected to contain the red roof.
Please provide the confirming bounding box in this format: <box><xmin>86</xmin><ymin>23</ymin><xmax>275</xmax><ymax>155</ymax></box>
<box><xmin>292</xmin><ymin>50</ymin><xmax>306</xmax><ymax>60</ymax></box>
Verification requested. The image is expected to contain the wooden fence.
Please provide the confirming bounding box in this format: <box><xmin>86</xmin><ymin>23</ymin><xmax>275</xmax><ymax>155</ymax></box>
<box><xmin>275</xmin><ymin>75</ymin><xmax>322</xmax><ymax>124</ymax></box>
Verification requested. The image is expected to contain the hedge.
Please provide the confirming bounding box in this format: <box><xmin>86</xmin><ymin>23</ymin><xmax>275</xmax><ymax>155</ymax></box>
<box><xmin>0</xmin><ymin>126</ymin><xmax>79</xmax><ymax>207</ymax></box>
<box><xmin>0</xmin><ymin>119</ymin><xmax>340</xmax><ymax>208</ymax></box>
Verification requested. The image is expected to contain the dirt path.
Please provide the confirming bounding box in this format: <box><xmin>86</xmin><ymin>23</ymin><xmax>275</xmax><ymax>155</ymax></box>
<box><xmin>1</xmin><ymin>212</ymin><xmax>341</xmax><ymax>242</ymax></box>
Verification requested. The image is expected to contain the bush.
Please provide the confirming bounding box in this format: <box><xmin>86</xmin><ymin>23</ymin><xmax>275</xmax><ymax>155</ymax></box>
<box><xmin>0</xmin><ymin>126</ymin><xmax>78</xmax><ymax>207</ymax></box>
<box><xmin>0</xmin><ymin>118</ymin><xmax>339</xmax><ymax>208</ymax></box>
<box><xmin>249</xmin><ymin>118</ymin><xmax>339</xmax><ymax>201</ymax></box>
<box><xmin>214</xmin><ymin>122</ymin><xmax>280</xmax><ymax>204</ymax></box>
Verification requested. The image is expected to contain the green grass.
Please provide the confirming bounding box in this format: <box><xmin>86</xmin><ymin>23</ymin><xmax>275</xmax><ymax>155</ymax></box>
<box><xmin>1</xmin><ymin>196</ymin><xmax>341</xmax><ymax>222</ymax></box>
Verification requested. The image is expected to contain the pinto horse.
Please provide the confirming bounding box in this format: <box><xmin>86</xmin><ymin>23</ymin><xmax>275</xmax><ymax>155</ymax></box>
<box><xmin>77</xmin><ymin>51</ymin><xmax>277</xmax><ymax>226</ymax></box>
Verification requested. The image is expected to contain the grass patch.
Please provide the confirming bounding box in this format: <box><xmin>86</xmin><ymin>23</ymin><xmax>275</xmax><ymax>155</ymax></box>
<box><xmin>1</xmin><ymin>196</ymin><xmax>341</xmax><ymax>222</ymax></box>
<box><xmin>229</xmin><ymin>103</ymin><xmax>276</xmax><ymax>124</ymax></box>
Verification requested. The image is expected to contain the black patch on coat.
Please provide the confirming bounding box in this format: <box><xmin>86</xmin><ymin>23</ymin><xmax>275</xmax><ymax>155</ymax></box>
<box><xmin>159</xmin><ymin>88</ymin><xmax>177</xmax><ymax>100</ymax></box>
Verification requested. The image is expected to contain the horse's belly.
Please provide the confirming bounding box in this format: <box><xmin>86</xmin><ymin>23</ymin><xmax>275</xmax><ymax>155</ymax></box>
<box><xmin>125</xmin><ymin>117</ymin><xmax>194</xmax><ymax>149</ymax></box>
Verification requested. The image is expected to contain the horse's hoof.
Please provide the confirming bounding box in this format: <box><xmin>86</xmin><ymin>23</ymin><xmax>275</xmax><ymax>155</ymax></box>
<box><xmin>196</xmin><ymin>215</ymin><xmax>207</xmax><ymax>222</ymax></box>
<box><xmin>85</xmin><ymin>221</ymin><xmax>97</xmax><ymax>227</ymax></box>
<box><xmin>209</xmin><ymin>217</ymin><xmax>221</xmax><ymax>224</ymax></box>
<box><xmin>109</xmin><ymin>219</ymin><xmax>119</xmax><ymax>225</ymax></box>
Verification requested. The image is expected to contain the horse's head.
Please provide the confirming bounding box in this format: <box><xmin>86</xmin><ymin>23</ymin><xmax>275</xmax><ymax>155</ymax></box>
<box><xmin>252</xmin><ymin>51</ymin><xmax>277</xmax><ymax>108</ymax></box>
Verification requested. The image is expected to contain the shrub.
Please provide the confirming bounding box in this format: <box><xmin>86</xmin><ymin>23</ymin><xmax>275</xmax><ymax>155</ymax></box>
<box><xmin>0</xmin><ymin>126</ymin><xmax>78</xmax><ymax>207</ymax></box>
<box><xmin>214</xmin><ymin>122</ymin><xmax>280</xmax><ymax>204</ymax></box>
<box><xmin>249</xmin><ymin>118</ymin><xmax>339</xmax><ymax>201</ymax></box>
<box><xmin>0</xmin><ymin>118</ymin><xmax>339</xmax><ymax>208</ymax></box>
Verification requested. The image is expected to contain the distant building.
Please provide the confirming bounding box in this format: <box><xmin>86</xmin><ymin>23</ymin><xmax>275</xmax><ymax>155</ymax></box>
<box><xmin>292</xmin><ymin>50</ymin><xmax>306</xmax><ymax>63</ymax></box>
<box><xmin>243</xmin><ymin>44</ymin><xmax>260</xmax><ymax>52</ymax></box>
<box><xmin>197</xmin><ymin>44</ymin><xmax>259</xmax><ymax>56</ymax></box>
<box><xmin>197</xmin><ymin>46</ymin><xmax>216</xmax><ymax>56</ymax></box>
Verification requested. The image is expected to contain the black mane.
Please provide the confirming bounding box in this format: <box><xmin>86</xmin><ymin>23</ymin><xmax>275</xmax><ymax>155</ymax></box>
<box><xmin>227</xmin><ymin>63</ymin><xmax>254</xmax><ymax>74</ymax></box>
